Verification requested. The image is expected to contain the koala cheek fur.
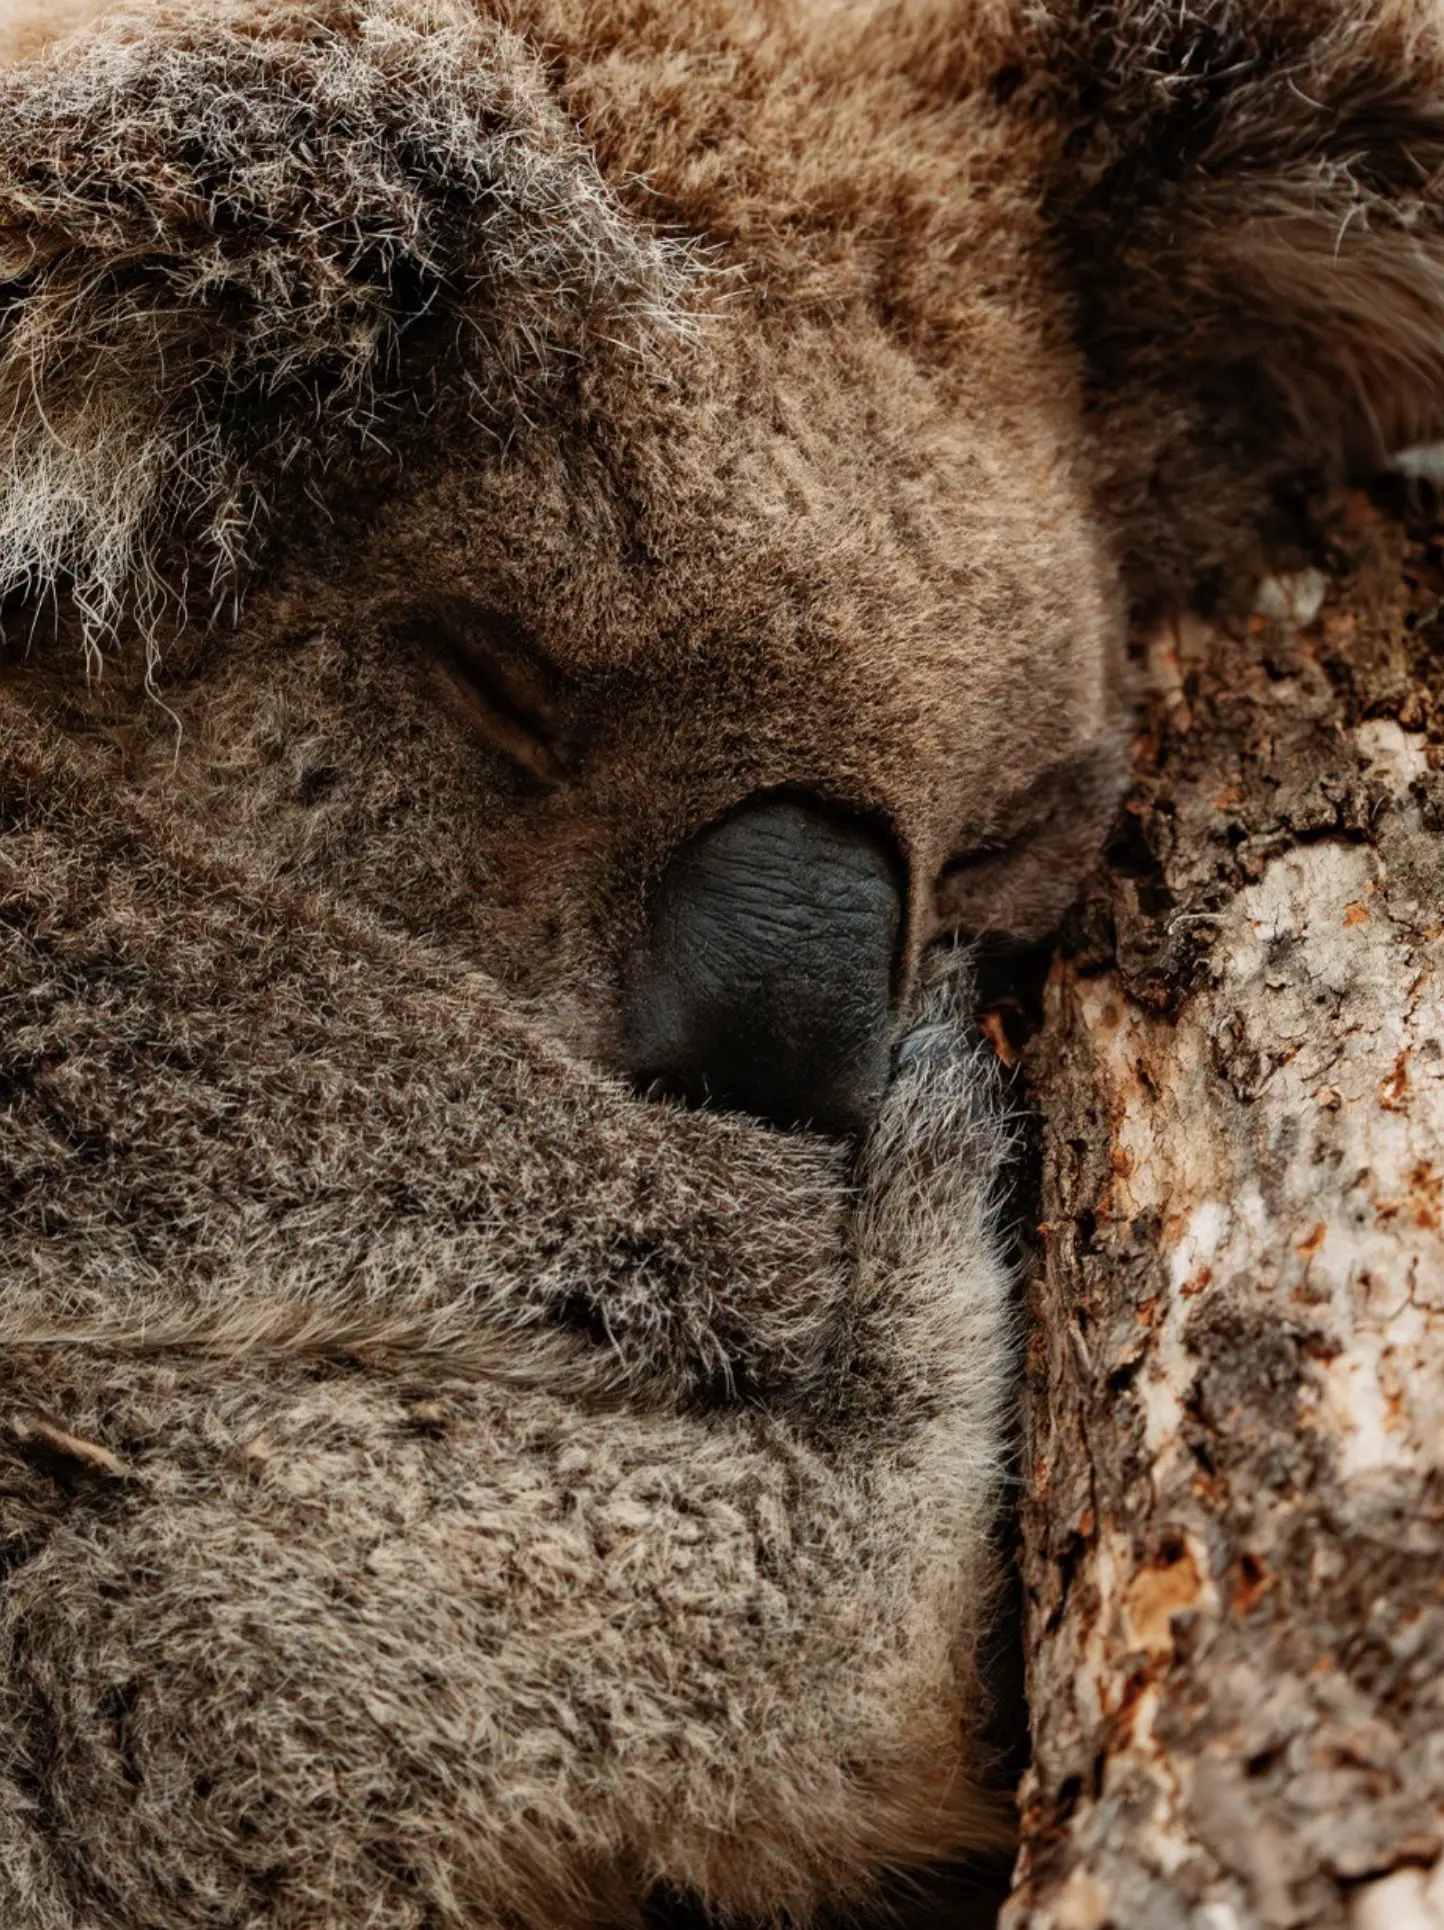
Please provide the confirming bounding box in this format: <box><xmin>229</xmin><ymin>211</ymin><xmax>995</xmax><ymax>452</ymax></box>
<box><xmin>6</xmin><ymin>0</ymin><xmax>1444</xmax><ymax>1923</ymax></box>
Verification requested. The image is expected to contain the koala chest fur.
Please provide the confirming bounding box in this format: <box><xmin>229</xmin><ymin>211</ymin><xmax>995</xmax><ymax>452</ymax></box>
<box><xmin>3</xmin><ymin>1</ymin><xmax>1444</xmax><ymax>1925</ymax></box>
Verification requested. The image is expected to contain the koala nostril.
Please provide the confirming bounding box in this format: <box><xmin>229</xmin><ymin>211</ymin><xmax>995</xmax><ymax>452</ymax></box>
<box><xmin>623</xmin><ymin>794</ymin><xmax>904</xmax><ymax>1136</ymax></box>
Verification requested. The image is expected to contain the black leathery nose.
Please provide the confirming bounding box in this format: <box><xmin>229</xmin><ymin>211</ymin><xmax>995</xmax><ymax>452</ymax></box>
<box><xmin>624</xmin><ymin>795</ymin><xmax>904</xmax><ymax>1136</ymax></box>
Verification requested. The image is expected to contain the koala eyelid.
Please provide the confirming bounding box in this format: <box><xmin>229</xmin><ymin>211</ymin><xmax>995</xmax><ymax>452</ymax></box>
<box><xmin>401</xmin><ymin>601</ymin><xmax>580</xmax><ymax>788</ymax></box>
<box><xmin>942</xmin><ymin>771</ymin><xmax>1077</xmax><ymax>878</ymax></box>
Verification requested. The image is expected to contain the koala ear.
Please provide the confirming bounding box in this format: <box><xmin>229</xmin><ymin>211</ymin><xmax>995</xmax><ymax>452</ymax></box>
<box><xmin>1038</xmin><ymin>2</ymin><xmax>1444</xmax><ymax>598</ymax></box>
<box><xmin>0</xmin><ymin>0</ymin><xmax>695</xmax><ymax>659</ymax></box>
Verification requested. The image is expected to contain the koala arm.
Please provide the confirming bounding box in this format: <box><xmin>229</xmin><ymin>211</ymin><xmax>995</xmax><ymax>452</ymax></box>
<box><xmin>0</xmin><ymin>692</ymin><xmax>860</xmax><ymax>1410</ymax></box>
<box><xmin>0</xmin><ymin>773</ymin><xmax>1016</xmax><ymax>1925</ymax></box>
<box><xmin>0</xmin><ymin>713</ymin><xmax>986</xmax><ymax>1919</ymax></box>
<box><xmin>0</xmin><ymin>960</ymin><xmax>1014</xmax><ymax>1930</ymax></box>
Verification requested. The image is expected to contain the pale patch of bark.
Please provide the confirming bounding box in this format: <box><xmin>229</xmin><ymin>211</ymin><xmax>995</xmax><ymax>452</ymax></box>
<box><xmin>1003</xmin><ymin>507</ymin><xmax>1444</xmax><ymax>1930</ymax></box>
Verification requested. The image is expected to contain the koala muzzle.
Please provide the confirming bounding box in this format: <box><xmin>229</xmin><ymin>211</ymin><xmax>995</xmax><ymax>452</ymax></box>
<box><xmin>625</xmin><ymin>795</ymin><xmax>903</xmax><ymax>1135</ymax></box>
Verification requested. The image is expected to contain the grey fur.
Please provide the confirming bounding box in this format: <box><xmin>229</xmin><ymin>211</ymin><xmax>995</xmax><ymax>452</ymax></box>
<box><xmin>6</xmin><ymin>0</ymin><xmax>1444</xmax><ymax>1922</ymax></box>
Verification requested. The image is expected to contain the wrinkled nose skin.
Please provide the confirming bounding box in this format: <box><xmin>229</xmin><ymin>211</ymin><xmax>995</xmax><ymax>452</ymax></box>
<box><xmin>625</xmin><ymin>796</ymin><xmax>904</xmax><ymax>1136</ymax></box>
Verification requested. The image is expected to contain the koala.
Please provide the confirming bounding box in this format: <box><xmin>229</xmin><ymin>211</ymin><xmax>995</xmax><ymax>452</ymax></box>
<box><xmin>3</xmin><ymin>1</ymin><xmax>1444</xmax><ymax>1925</ymax></box>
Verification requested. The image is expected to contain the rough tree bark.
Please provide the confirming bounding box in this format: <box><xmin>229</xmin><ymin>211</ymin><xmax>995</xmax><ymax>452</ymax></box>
<box><xmin>1000</xmin><ymin>494</ymin><xmax>1444</xmax><ymax>1930</ymax></box>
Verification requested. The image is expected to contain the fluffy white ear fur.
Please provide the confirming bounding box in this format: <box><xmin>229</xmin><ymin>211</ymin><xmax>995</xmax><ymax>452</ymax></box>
<box><xmin>0</xmin><ymin>0</ymin><xmax>700</xmax><ymax>666</ymax></box>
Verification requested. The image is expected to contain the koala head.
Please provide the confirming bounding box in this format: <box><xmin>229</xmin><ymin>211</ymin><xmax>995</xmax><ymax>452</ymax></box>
<box><xmin>5</xmin><ymin>0</ymin><xmax>1444</xmax><ymax>1133</ymax></box>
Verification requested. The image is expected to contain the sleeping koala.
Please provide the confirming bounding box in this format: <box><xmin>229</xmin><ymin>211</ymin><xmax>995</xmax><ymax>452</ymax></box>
<box><xmin>3</xmin><ymin>1</ymin><xmax>1444</xmax><ymax>1925</ymax></box>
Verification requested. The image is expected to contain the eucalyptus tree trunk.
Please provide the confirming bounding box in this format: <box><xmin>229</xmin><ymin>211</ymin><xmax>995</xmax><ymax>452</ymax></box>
<box><xmin>1002</xmin><ymin>498</ymin><xmax>1444</xmax><ymax>1930</ymax></box>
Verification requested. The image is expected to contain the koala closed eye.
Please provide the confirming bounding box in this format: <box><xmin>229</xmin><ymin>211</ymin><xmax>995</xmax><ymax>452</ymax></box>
<box><xmin>397</xmin><ymin>597</ymin><xmax>582</xmax><ymax>787</ymax></box>
<box><xmin>935</xmin><ymin>745</ymin><xmax>1128</xmax><ymax>941</ymax></box>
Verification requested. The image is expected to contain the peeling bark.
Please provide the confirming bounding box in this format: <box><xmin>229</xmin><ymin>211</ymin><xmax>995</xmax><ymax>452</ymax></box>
<box><xmin>1004</xmin><ymin>500</ymin><xmax>1444</xmax><ymax>1930</ymax></box>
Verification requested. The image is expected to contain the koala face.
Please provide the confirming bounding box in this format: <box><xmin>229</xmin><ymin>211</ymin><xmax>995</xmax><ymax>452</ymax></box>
<box><xmin>160</xmin><ymin>302</ymin><xmax>1124</xmax><ymax>1130</ymax></box>
<box><xmin>0</xmin><ymin>0</ymin><xmax>1134</xmax><ymax>1136</ymax></box>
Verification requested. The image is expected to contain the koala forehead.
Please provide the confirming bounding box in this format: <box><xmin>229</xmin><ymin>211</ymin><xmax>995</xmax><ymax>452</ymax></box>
<box><xmin>363</xmin><ymin>306</ymin><xmax>1113</xmax><ymax>681</ymax></box>
<box><xmin>332</xmin><ymin>0</ymin><xmax>1111</xmax><ymax>677</ymax></box>
<box><xmin>316</xmin><ymin>280</ymin><xmax>1122</xmax><ymax>918</ymax></box>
